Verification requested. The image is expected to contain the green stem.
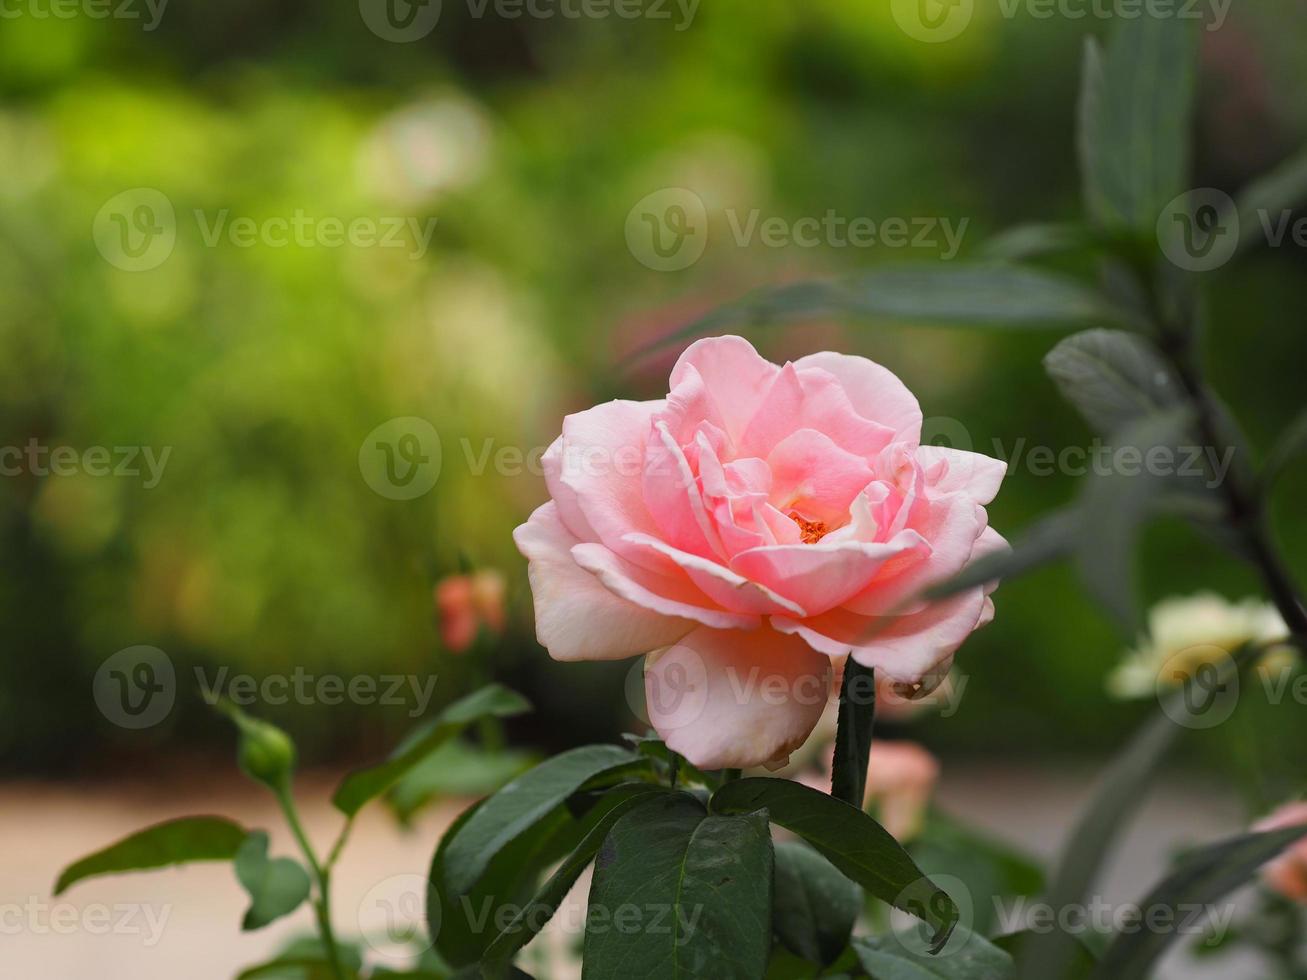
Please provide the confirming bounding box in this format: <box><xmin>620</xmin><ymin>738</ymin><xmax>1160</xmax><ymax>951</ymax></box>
<box><xmin>275</xmin><ymin>784</ymin><xmax>347</xmax><ymax>980</ymax></box>
<box><xmin>722</xmin><ymin>768</ymin><xmax>742</xmax><ymax>783</ymax></box>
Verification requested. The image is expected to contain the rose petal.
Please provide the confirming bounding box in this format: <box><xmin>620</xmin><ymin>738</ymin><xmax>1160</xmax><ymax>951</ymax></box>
<box><xmin>513</xmin><ymin>503</ymin><xmax>693</xmax><ymax>661</ymax></box>
<box><xmin>646</xmin><ymin>625</ymin><xmax>832</xmax><ymax>770</ymax></box>
<box><xmin>668</xmin><ymin>336</ymin><xmax>778</xmax><ymax>448</ymax></box>
<box><xmin>793</xmin><ymin>350</ymin><xmax>923</xmax><ymax>443</ymax></box>
<box><xmin>730</xmin><ymin>531</ymin><xmax>927</xmax><ymax>617</ymax></box>
<box><xmin>623</xmin><ymin>532</ymin><xmax>807</xmax><ymax>617</ymax></box>
<box><xmin>766</xmin><ymin>428</ymin><xmax>877</xmax><ymax>526</ymax></box>
<box><xmin>570</xmin><ymin>541</ymin><xmax>758</xmax><ymax>631</ymax></box>
<box><xmin>557</xmin><ymin>398</ymin><xmax>669</xmax><ymax>572</ymax></box>
<box><xmin>642</xmin><ymin>421</ymin><xmax>724</xmax><ymax>560</ymax></box>
<box><xmin>916</xmin><ymin>445</ymin><xmax>1008</xmax><ymax>505</ymax></box>
<box><xmin>771</xmin><ymin>587</ymin><xmax>989</xmax><ymax>684</ymax></box>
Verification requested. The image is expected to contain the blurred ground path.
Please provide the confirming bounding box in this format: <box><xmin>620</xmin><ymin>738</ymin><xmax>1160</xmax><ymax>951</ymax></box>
<box><xmin>0</xmin><ymin>765</ymin><xmax>1268</xmax><ymax>979</ymax></box>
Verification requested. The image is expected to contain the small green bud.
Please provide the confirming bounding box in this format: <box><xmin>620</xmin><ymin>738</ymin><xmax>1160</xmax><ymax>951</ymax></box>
<box><xmin>219</xmin><ymin>702</ymin><xmax>296</xmax><ymax>790</ymax></box>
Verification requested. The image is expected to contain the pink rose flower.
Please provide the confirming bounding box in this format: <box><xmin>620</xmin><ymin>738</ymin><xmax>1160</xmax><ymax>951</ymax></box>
<box><xmin>863</xmin><ymin>740</ymin><xmax>940</xmax><ymax>842</ymax></box>
<box><xmin>436</xmin><ymin>570</ymin><xmax>507</xmax><ymax>653</ymax></box>
<box><xmin>513</xmin><ymin>335</ymin><xmax>1006</xmax><ymax>769</ymax></box>
<box><xmin>1253</xmin><ymin>801</ymin><xmax>1307</xmax><ymax>903</ymax></box>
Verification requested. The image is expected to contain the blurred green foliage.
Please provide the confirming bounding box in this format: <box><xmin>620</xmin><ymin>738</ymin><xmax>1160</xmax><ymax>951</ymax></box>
<box><xmin>3</xmin><ymin>0</ymin><xmax>1307</xmax><ymax>777</ymax></box>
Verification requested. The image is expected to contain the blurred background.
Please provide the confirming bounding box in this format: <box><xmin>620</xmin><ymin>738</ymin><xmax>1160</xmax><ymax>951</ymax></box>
<box><xmin>3</xmin><ymin>1</ymin><xmax>1307</xmax><ymax>976</ymax></box>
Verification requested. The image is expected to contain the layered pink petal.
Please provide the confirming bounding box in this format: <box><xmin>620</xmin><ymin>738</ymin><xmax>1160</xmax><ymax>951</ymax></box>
<box><xmin>668</xmin><ymin>336</ymin><xmax>778</xmax><ymax>447</ymax></box>
<box><xmin>767</xmin><ymin>428</ymin><xmax>876</xmax><ymax>526</ymax></box>
<box><xmin>570</xmin><ymin>541</ymin><xmax>758</xmax><ymax>631</ymax></box>
<box><xmin>642</xmin><ymin>421</ymin><xmax>723</xmax><ymax>560</ymax></box>
<box><xmin>730</xmin><ymin>531</ymin><xmax>927</xmax><ymax>617</ymax></box>
<box><xmin>916</xmin><ymin>445</ymin><xmax>1007</xmax><ymax>505</ymax></box>
<box><xmin>623</xmin><ymin>532</ymin><xmax>807</xmax><ymax>617</ymax></box>
<box><xmin>793</xmin><ymin>350</ymin><xmax>924</xmax><ymax>444</ymax></box>
<box><xmin>513</xmin><ymin>503</ymin><xmax>693</xmax><ymax>661</ymax></box>
<box><xmin>772</xmin><ymin>586</ymin><xmax>989</xmax><ymax>684</ymax></box>
<box><xmin>557</xmin><ymin>398</ymin><xmax>667</xmax><ymax>572</ymax></box>
<box><xmin>646</xmin><ymin>625</ymin><xmax>832</xmax><ymax>770</ymax></box>
<box><xmin>843</xmin><ymin>493</ymin><xmax>986</xmax><ymax>616</ymax></box>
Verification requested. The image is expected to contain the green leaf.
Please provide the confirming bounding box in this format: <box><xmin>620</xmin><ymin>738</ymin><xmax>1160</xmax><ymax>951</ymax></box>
<box><xmin>853</xmin><ymin>925</ymin><xmax>1013</xmax><ymax>980</ymax></box>
<box><xmin>54</xmin><ymin>816</ymin><xmax>247</xmax><ymax>895</ymax></box>
<box><xmin>1262</xmin><ymin>406</ymin><xmax>1307</xmax><ymax>489</ymax></box>
<box><xmin>1236</xmin><ymin>148</ymin><xmax>1307</xmax><ymax>253</ymax></box>
<box><xmin>1043</xmin><ymin>329</ymin><xmax>1182</xmax><ymax>436</ymax></box>
<box><xmin>632</xmin><ymin>264</ymin><xmax>1129</xmax><ymax>362</ymax></box>
<box><xmin>439</xmin><ymin>744</ymin><xmax>645</xmax><ymax>897</ymax></box>
<box><xmin>772</xmin><ymin>840</ymin><xmax>862</xmax><ymax>967</ymax></box>
<box><xmin>710</xmin><ymin>778</ymin><xmax>957</xmax><ymax>951</ymax></box>
<box><xmin>830</xmin><ymin>660</ymin><xmax>875</xmax><ymax>808</ymax></box>
<box><xmin>387</xmin><ymin>740</ymin><xmax>538</xmax><ymax>824</ymax></box>
<box><xmin>429</xmin><ymin>795</ymin><xmax>581</xmax><ymax>968</ymax></box>
<box><xmin>333</xmin><ymin>684</ymin><xmax>531</xmax><ymax>817</ymax></box>
<box><xmin>1077</xmin><ymin>19</ymin><xmax>1199</xmax><ymax>229</ymax></box>
<box><xmin>1090</xmin><ymin>826</ymin><xmax>1307</xmax><ymax>980</ymax></box>
<box><xmin>1012</xmin><ymin>710</ymin><xmax>1181</xmax><ymax>980</ymax></box>
<box><xmin>1073</xmin><ymin>407</ymin><xmax>1196</xmax><ymax>632</ymax></box>
<box><xmin>994</xmin><ymin>931</ymin><xmax>1096</xmax><ymax>978</ymax></box>
<box><xmin>234</xmin><ymin>831</ymin><xmax>312</xmax><ymax>931</ymax></box>
<box><xmin>236</xmin><ymin>937</ymin><xmax>363</xmax><ymax>979</ymax></box>
<box><xmin>981</xmin><ymin>223</ymin><xmax>1100</xmax><ymax>262</ymax></box>
<box><xmin>479</xmin><ymin>785</ymin><xmax>667</xmax><ymax>973</ymax></box>
<box><xmin>926</xmin><ymin>509</ymin><xmax>1077</xmax><ymax>600</ymax></box>
<box><xmin>626</xmin><ymin>735</ymin><xmax>715</xmax><ymax>790</ymax></box>
<box><xmin>582</xmin><ymin>793</ymin><xmax>773</xmax><ymax>980</ymax></box>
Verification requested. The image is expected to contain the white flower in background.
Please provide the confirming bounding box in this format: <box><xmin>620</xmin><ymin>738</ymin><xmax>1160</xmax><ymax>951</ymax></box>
<box><xmin>1108</xmin><ymin>592</ymin><xmax>1293</xmax><ymax>699</ymax></box>
<box><xmin>357</xmin><ymin>93</ymin><xmax>493</xmax><ymax>206</ymax></box>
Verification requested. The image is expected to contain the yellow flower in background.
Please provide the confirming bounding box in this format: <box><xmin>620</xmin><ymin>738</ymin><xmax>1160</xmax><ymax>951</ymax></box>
<box><xmin>1108</xmin><ymin>592</ymin><xmax>1293</xmax><ymax>700</ymax></box>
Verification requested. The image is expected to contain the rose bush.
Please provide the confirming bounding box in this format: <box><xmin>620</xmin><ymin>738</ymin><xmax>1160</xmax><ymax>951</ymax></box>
<box><xmin>515</xmin><ymin>335</ymin><xmax>1006</xmax><ymax>769</ymax></box>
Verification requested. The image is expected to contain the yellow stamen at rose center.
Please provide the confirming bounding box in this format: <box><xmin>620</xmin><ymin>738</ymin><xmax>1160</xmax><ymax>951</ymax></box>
<box><xmin>789</xmin><ymin>512</ymin><xmax>830</xmax><ymax>544</ymax></box>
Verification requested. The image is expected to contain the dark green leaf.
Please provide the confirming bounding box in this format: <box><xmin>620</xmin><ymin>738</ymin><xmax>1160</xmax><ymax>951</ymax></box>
<box><xmin>1073</xmin><ymin>407</ymin><xmax>1196</xmax><ymax>632</ymax></box>
<box><xmin>439</xmin><ymin>744</ymin><xmax>645</xmax><ymax>897</ymax></box>
<box><xmin>387</xmin><ymin>740</ymin><xmax>537</xmax><ymax>824</ymax></box>
<box><xmin>583</xmin><ymin>793</ymin><xmax>773</xmax><ymax>980</ymax></box>
<box><xmin>1043</xmin><ymin>329</ymin><xmax>1182</xmax><ymax>436</ymax></box>
<box><xmin>1262</xmin><ymin>406</ymin><xmax>1307</xmax><ymax>489</ymax></box>
<box><xmin>1091</xmin><ymin>826</ymin><xmax>1307</xmax><ymax>980</ymax></box>
<box><xmin>1236</xmin><ymin>148</ymin><xmax>1307</xmax><ymax>253</ymax></box>
<box><xmin>54</xmin><ymin>816</ymin><xmax>247</xmax><ymax>895</ymax></box>
<box><xmin>831</xmin><ymin>660</ymin><xmax>875</xmax><ymax>808</ymax></box>
<box><xmin>853</xmin><ymin>925</ymin><xmax>1013</xmax><ymax>980</ymax></box>
<box><xmin>711</xmin><ymin>777</ymin><xmax>957</xmax><ymax>950</ymax></box>
<box><xmin>1078</xmin><ymin>20</ymin><xmax>1199</xmax><ymax>229</ymax></box>
<box><xmin>1012</xmin><ymin>709</ymin><xmax>1181</xmax><ymax>980</ymax></box>
<box><xmin>631</xmin><ymin>264</ymin><xmax>1129</xmax><ymax>362</ymax></box>
<box><xmin>234</xmin><ymin>831</ymin><xmax>312</xmax><ymax>931</ymax></box>
<box><xmin>994</xmin><ymin>931</ymin><xmax>1096</xmax><ymax>979</ymax></box>
<box><xmin>772</xmin><ymin>840</ymin><xmax>862</xmax><ymax>966</ymax></box>
<box><xmin>333</xmin><ymin>684</ymin><xmax>531</xmax><ymax>817</ymax></box>
<box><xmin>981</xmin><ymin>223</ymin><xmax>1099</xmax><ymax>262</ymax></box>
<box><xmin>627</xmin><ymin>736</ymin><xmax>715</xmax><ymax>789</ymax></box>
<box><xmin>479</xmin><ymin>784</ymin><xmax>666</xmax><ymax>972</ymax></box>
